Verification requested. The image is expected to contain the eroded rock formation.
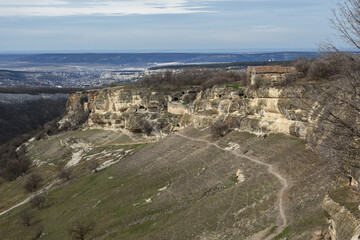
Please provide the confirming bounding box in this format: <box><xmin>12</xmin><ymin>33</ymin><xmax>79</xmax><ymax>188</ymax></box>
<box><xmin>58</xmin><ymin>83</ymin><xmax>359</xmax><ymax>239</ymax></box>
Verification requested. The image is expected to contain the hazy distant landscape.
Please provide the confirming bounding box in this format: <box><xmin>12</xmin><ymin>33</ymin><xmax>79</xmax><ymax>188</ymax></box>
<box><xmin>0</xmin><ymin>52</ymin><xmax>318</xmax><ymax>71</ymax></box>
<box><xmin>0</xmin><ymin>52</ymin><xmax>318</xmax><ymax>88</ymax></box>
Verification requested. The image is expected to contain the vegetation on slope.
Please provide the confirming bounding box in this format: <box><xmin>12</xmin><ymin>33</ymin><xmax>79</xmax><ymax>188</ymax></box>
<box><xmin>0</xmin><ymin>127</ymin><xmax>332</xmax><ymax>240</ymax></box>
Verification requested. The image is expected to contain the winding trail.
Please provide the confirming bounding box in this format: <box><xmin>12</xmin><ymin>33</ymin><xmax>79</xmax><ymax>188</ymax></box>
<box><xmin>0</xmin><ymin>130</ymin><xmax>289</xmax><ymax>239</ymax></box>
<box><xmin>174</xmin><ymin>132</ymin><xmax>289</xmax><ymax>239</ymax></box>
<box><xmin>0</xmin><ymin>179</ymin><xmax>58</xmax><ymax>217</ymax></box>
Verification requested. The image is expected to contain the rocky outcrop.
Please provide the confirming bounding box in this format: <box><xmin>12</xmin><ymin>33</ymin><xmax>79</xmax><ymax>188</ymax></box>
<box><xmin>60</xmin><ymin>85</ymin><xmax>314</xmax><ymax>138</ymax></box>
<box><xmin>59</xmin><ymin>83</ymin><xmax>359</xmax><ymax>240</ymax></box>
<box><xmin>322</xmin><ymin>195</ymin><xmax>360</xmax><ymax>240</ymax></box>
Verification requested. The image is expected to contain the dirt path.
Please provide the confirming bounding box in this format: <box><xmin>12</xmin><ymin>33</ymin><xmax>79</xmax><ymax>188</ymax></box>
<box><xmin>0</xmin><ymin>179</ymin><xmax>58</xmax><ymax>217</ymax></box>
<box><xmin>175</xmin><ymin>132</ymin><xmax>288</xmax><ymax>239</ymax></box>
<box><xmin>93</xmin><ymin>139</ymin><xmax>158</xmax><ymax>147</ymax></box>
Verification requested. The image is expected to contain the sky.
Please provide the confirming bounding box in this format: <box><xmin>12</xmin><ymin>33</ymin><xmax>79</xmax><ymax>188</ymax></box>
<box><xmin>0</xmin><ymin>0</ymin><xmax>343</xmax><ymax>53</ymax></box>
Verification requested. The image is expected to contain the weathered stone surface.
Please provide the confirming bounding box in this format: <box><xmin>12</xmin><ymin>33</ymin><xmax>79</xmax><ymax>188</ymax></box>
<box><xmin>322</xmin><ymin>195</ymin><xmax>360</xmax><ymax>240</ymax></box>
<box><xmin>60</xmin><ymin>85</ymin><xmax>312</xmax><ymax>138</ymax></box>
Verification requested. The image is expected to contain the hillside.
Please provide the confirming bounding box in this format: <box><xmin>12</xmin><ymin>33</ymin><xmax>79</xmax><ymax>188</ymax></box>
<box><xmin>0</xmin><ymin>127</ymin><xmax>332</xmax><ymax>240</ymax></box>
<box><xmin>0</xmin><ymin>88</ymin><xmax>83</xmax><ymax>144</ymax></box>
<box><xmin>0</xmin><ymin>55</ymin><xmax>359</xmax><ymax>239</ymax></box>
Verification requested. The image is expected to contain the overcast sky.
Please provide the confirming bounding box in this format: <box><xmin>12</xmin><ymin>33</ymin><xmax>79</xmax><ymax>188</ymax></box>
<box><xmin>0</xmin><ymin>0</ymin><xmax>342</xmax><ymax>53</ymax></box>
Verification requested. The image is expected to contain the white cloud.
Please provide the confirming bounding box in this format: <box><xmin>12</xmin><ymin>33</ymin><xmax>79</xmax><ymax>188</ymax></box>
<box><xmin>0</xmin><ymin>0</ymin><xmax>69</xmax><ymax>6</ymax></box>
<box><xmin>0</xmin><ymin>0</ymin><xmax>213</xmax><ymax>17</ymax></box>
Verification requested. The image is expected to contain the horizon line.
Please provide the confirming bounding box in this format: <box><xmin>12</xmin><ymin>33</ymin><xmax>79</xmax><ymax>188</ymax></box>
<box><xmin>0</xmin><ymin>49</ymin><xmax>319</xmax><ymax>55</ymax></box>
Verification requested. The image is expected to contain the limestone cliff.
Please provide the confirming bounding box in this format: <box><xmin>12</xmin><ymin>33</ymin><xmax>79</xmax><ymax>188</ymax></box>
<box><xmin>60</xmin><ymin>85</ymin><xmax>313</xmax><ymax>139</ymax></box>
<box><xmin>323</xmin><ymin>194</ymin><xmax>360</xmax><ymax>240</ymax></box>
<box><xmin>59</xmin><ymin>83</ymin><xmax>359</xmax><ymax>239</ymax></box>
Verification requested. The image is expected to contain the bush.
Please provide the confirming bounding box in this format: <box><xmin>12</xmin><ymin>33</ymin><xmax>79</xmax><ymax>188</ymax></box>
<box><xmin>273</xmin><ymin>73</ymin><xmax>298</xmax><ymax>87</ymax></box>
<box><xmin>182</xmin><ymin>93</ymin><xmax>197</xmax><ymax>103</ymax></box>
<box><xmin>3</xmin><ymin>158</ymin><xmax>31</xmax><ymax>181</ymax></box>
<box><xmin>210</xmin><ymin>121</ymin><xmax>229</xmax><ymax>139</ymax></box>
<box><xmin>31</xmin><ymin>226</ymin><xmax>44</xmax><ymax>240</ymax></box>
<box><xmin>29</xmin><ymin>194</ymin><xmax>46</xmax><ymax>209</ymax></box>
<box><xmin>307</xmin><ymin>59</ymin><xmax>337</xmax><ymax>80</ymax></box>
<box><xmin>0</xmin><ymin>135</ymin><xmax>32</xmax><ymax>181</ymax></box>
<box><xmin>201</xmin><ymin>72</ymin><xmax>246</xmax><ymax>90</ymax></box>
<box><xmin>88</xmin><ymin>160</ymin><xmax>99</xmax><ymax>172</ymax></box>
<box><xmin>250</xmin><ymin>76</ymin><xmax>270</xmax><ymax>90</ymax></box>
<box><xmin>19</xmin><ymin>209</ymin><xmax>35</xmax><ymax>226</ymax></box>
<box><xmin>140</xmin><ymin>69</ymin><xmax>246</xmax><ymax>90</ymax></box>
<box><xmin>294</xmin><ymin>57</ymin><xmax>312</xmax><ymax>77</ymax></box>
<box><xmin>69</xmin><ymin>221</ymin><xmax>95</xmax><ymax>240</ymax></box>
<box><xmin>139</xmin><ymin>119</ymin><xmax>153</xmax><ymax>136</ymax></box>
<box><xmin>59</xmin><ymin>168</ymin><xmax>72</xmax><ymax>181</ymax></box>
<box><xmin>294</xmin><ymin>53</ymin><xmax>356</xmax><ymax>81</ymax></box>
<box><xmin>24</xmin><ymin>173</ymin><xmax>43</xmax><ymax>192</ymax></box>
<box><xmin>0</xmin><ymin>98</ymin><xmax>67</xmax><ymax>144</ymax></box>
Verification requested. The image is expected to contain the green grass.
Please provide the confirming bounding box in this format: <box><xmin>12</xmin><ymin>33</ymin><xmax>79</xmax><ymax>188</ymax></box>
<box><xmin>266</xmin><ymin>226</ymin><xmax>278</xmax><ymax>236</ymax></box>
<box><xmin>328</xmin><ymin>186</ymin><xmax>360</xmax><ymax>218</ymax></box>
<box><xmin>224</xmin><ymin>83</ymin><xmax>241</xmax><ymax>89</ymax></box>
<box><xmin>0</xmin><ymin>129</ymin><xmax>331</xmax><ymax>239</ymax></box>
<box><xmin>273</xmin><ymin>226</ymin><xmax>291</xmax><ymax>240</ymax></box>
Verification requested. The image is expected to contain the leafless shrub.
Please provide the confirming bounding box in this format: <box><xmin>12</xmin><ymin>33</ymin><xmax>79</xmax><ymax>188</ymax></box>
<box><xmin>29</xmin><ymin>194</ymin><xmax>46</xmax><ymax>209</ymax></box>
<box><xmin>201</xmin><ymin>72</ymin><xmax>246</xmax><ymax>90</ymax></box>
<box><xmin>141</xmin><ymin>68</ymin><xmax>246</xmax><ymax>90</ymax></box>
<box><xmin>307</xmin><ymin>58</ymin><xmax>338</xmax><ymax>80</ymax></box>
<box><xmin>31</xmin><ymin>226</ymin><xmax>44</xmax><ymax>240</ymax></box>
<box><xmin>182</xmin><ymin>93</ymin><xmax>197</xmax><ymax>103</ymax></box>
<box><xmin>68</xmin><ymin>221</ymin><xmax>95</xmax><ymax>240</ymax></box>
<box><xmin>139</xmin><ymin>119</ymin><xmax>153</xmax><ymax>136</ymax></box>
<box><xmin>19</xmin><ymin>209</ymin><xmax>35</xmax><ymax>226</ymax></box>
<box><xmin>211</xmin><ymin>121</ymin><xmax>229</xmax><ymax>139</ymax></box>
<box><xmin>249</xmin><ymin>76</ymin><xmax>270</xmax><ymax>90</ymax></box>
<box><xmin>295</xmin><ymin>53</ymin><xmax>360</xmax><ymax>173</ymax></box>
<box><xmin>4</xmin><ymin>158</ymin><xmax>31</xmax><ymax>181</ymax></box>
<box><xmin>59</xmin><ymin>168</ymin><xmax>72</xmax><ymax>181</ymax></box>
<box><xmin>294</xmin><ymin>57</ymin><xmax>312</xmax><ymax>77</ymax></box>
<box><xmin>88</xmin><ymin>160</ymin><xmax>99</xmax><ymax>172</ymax></box>
<box><xmin>24</xmin><ymin>173</ymin><xmax>43</xmax><ymax>192</ymax></box>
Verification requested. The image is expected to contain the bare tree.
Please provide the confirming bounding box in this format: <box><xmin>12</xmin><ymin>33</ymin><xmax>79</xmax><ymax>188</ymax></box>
<box><xmin>19</xmin><ymin>209</ymin><xmax>35</xmax><ymax>226</ymax></box>
<box><xmin>69</xmin><ymin>221</ymin><xmax>95</xmax><ymax>240</ymax></box>
<box><xmin>320</xmin><ymin>1</ymin><xmax>360</xmax><ymax>164</ymax></box>
<box><xmin>31</xmin><ymin>226</ymin><xmax>44</xmax><ymax>240</ymax></box>
<box><xmin>139</xmin><ymin>118</ymin><xmax>153</xmax><ymax>136</ymax></box>
<box><xmin>29</xmin><ymin>194</ymin><xmax>46</xmax><ymax>209</ymax></box>
<box><xmin>331</xmin><ymin>0</ymin><xmax>360</xmax><ymax>49</ymax></box>
<box><xmin>290</xmin><ymin>53</ymin><xmax>360</xmax><ymax>184</ymax></box>
<box><xmin>59</xmin><ymin>167</ymin><xmax>72</xmax><ymax>181</ymax></box>
<box><xmin>24</xmin><ymin>173</ymin><xmax>43</xmax><ymax>192</ymax></box>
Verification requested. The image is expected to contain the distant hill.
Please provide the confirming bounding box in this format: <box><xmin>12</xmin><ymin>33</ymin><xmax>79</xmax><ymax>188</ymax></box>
<box><xmin>0</xmin><ymin>52</ymin><xmax>318</xmax><ymax>70</ymax></box>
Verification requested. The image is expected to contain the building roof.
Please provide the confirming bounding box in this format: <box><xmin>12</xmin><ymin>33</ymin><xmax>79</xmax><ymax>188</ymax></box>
<box><xmin>248</xmin><ymin>65</ymin><xmax>296</xmax><ymax>74</ymax></box>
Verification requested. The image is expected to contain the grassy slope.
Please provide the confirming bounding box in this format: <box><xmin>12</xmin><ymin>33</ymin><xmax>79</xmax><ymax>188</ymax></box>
<box><xmin>0</xmin><ymin>128</ymin><xmax>333</xmax><ymax>240</ymax></box>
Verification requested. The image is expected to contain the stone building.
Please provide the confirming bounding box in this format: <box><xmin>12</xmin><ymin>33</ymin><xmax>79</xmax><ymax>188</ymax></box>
<box><xmin>247</xmin><ymin>65</ymin><xmax>296</xmax><ymax>85</ymax></box>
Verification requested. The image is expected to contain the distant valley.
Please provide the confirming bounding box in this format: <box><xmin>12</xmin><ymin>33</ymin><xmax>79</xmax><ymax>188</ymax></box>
<box><xmin>0</xmin><ymin>52</ymin><xmax>318</xmax><ymax>88</ymax></box>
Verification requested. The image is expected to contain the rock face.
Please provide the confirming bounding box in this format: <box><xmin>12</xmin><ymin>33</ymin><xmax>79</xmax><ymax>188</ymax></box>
<box><xmin>322</xmin><ymin>195</ymin><xmax>360</xmax><ymax>240</ymax></box>
<box><xmin>60</xmin><ymin>85</ymin><xmax>313</xmax><ymax>138</ymax></box>
<box><xmin>59</xmin><ymin>83</ymin><xmax>358</xmax><ymax>240</ymax></box>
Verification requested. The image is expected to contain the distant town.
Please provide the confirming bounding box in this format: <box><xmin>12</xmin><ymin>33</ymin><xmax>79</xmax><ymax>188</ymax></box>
<box><xmin>0</xmin><ymin>52</ymin><xmax>318</xmax><ymax>88</ymax></box>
